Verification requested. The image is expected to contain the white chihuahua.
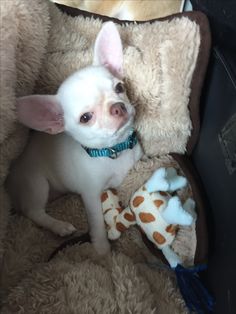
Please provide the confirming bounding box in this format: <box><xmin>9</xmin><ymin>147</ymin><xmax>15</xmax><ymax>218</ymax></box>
<box><xmin>7</xmin><ymin>22</ymin><xmax>142</xmax><ymax>255</ymax></box>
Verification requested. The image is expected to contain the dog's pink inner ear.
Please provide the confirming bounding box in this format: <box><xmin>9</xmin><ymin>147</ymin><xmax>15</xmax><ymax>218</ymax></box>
<box><xmin>16</xmin><ymin>95</ymin><xmax>64</xmax><ymax>134</ymax></box>
<box><xmin>93</xmin><ymin>22</ymin><xmax>123</xmax><ymax>78</ymax></box>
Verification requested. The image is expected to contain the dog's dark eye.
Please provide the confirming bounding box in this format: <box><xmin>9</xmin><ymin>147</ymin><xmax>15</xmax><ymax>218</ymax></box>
<box><xmin>80</xmin><ymin>112</ymin><xmax>93</xmax><ymax>124</ymax></box>
<box><xmin>115</xmin><ymin>82</ymin><xmax>125</xmax><ymax>94</ymax></box>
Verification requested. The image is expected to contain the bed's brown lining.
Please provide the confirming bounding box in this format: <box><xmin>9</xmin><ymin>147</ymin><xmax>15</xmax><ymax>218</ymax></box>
<box><xmin>172</xmin><ymin>153</ymin><xmax>209</xmax><ymax>265</ymax></box>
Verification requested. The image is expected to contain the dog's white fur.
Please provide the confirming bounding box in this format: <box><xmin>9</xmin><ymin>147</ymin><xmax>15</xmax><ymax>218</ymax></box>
<box><xmin>7</xmin><ymin>22</ymin><xmax>142</xmax><ymax>255</ymax></box>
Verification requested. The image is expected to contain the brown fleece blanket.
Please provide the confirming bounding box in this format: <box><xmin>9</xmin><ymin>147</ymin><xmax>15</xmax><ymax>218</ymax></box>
<box><xmin>0</xmin><ymin>0</ymin><xmax>210</xmax><ymax>313</ymax></box>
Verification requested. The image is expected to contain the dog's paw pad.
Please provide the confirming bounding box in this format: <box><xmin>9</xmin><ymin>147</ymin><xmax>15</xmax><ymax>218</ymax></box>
<box><xmin>93</xmin><ymin>239</ymin><xmax>111</xmax><ymax>255</ymax></box>
<box><xmin>52</xmin><ymin>221</ymin><xmax>77</xmax><ymax>237</ymax></box>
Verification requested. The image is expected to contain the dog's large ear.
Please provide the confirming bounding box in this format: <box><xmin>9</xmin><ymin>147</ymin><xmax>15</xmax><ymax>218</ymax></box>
<box><xmin>16</xmin><ymin>95</ymin><xmax>64</xmax><ymax>134</ymax></box>
<box><xmin>93</xmin><ymin>22</ymin><xmax>123</xmax><ymax>78</ymax></box>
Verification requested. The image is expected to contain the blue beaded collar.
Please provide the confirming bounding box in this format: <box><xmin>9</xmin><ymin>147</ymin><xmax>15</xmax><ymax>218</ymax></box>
<box><xmin>82</xmin><ymin>130</ymin><xmax>138</xmax><ymax>159</ymax></box>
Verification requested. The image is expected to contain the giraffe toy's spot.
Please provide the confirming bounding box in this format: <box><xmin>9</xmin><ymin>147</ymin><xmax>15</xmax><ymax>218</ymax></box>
<box><xmin>133</xmin><ymin>196</ymin><xmax>144</xmax><ymax>207</ymax></box>
<box><xmin>101</xmin><ymin>192</ymin><xmax>108</xmax><ymax>202</ymax></box>
<box><xmin>116</xmin><ymin>222</ymin><xmax>127</xmax><ymax>232</ymax></box>
<box><xmin>160</xmin><ymin>191</ymin><xmax>168</xmax><ymax>196</ymax></box>
<box><xmin>154</xmin><ymin>199</ymin><xmax>164</xmax><ymax>207</ymax></box>
<box><xmin>124</xmin><ymin>212</ymin><xmax>135</xmax><ymax>222</ymax></box>
<box><xmin>117</xmin><ymin>207</ymin><xmax>123</xmax><ymax>213</ymax></box>
<box><xmin>166</xmin><ymin>224</ymin><xmax>177</xmax><ymax>235</ymax></box>
<box><xmin>110</xmin><ymin>188</ymin><xmax>118</xmax><ymax>195</ymax></box>
<box><xmin>139</xmin><ymin>212</ymin><xmax>155</xmax><ymax>223</ymax></box>
<box><xmin>153</xmin><ymin>231</ymin><xmax>166</xmax><ymax>245</ymax></box>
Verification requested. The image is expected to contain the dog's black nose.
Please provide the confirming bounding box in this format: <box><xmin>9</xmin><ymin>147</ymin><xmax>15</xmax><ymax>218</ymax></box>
<box><xmin>110</xmin><ymin>102</ymin><xmax>127</xmax><ymax>117</ymax></box>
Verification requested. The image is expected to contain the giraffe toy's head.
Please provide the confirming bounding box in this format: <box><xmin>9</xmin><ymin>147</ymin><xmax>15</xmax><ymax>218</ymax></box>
<box><xmin>101</xmin><ymin>167</ymin><xmax>196</xmax><ymax>268</ymax></box>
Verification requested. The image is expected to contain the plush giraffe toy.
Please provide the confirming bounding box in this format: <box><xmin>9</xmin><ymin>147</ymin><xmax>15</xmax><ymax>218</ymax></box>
<box><xmin>101</xmin><ymin>167</ymin><xmax>196</xmax><ymax>268</ymax></box>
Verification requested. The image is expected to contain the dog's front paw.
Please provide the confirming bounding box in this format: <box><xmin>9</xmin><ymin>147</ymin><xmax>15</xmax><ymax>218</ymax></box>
<box><xmin>93</xmin><ymin>238</ymin><xmax>111</xmax><ymax>255</ymax></box>
<box><xmin>51</xmin><ymin>221</ymin><xmax>77</xmax><ymax>237</ymax></box>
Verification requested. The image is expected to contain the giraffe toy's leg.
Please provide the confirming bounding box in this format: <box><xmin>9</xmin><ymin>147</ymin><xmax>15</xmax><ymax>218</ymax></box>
<box><xmin>183</xmin><ymin>198</ymin><xmax>197</xmax><ymax>221</ymax></box>
<box><xmin>161</xmin><ymin>196</ymin><xmax>193</xmax><ymax>225</ymax></box>
<box><xmin>162</xmin><ymin>245</ymin><xmax>181</xmax><ymax>268</ymax></box>
<box><xmin>165</xmin><ymin>167</ymin><xmax>187</xmax><ymax>192</ymax></box>
<box><xmin>145</xmin><ymin>167</ymin><xmax>188</xmax><ymax>193</ymax></box>
<box><xmin>145</xmin><ymin>168</ymin><xmax>169</xmax><ymax>193</ymax></box>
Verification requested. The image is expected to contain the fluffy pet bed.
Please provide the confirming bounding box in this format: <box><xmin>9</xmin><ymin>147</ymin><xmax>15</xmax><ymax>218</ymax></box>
<box><xmin>0</xmin><ymin>0</ymin><xmax>211</xmax><ymax>313</ymax></box>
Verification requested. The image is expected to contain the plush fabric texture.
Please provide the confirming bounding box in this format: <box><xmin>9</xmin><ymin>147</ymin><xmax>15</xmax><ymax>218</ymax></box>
<box><xmin>0</xmin><ymin>0</ymin><xmax>50</xmax><ymax>262</ymax></box>
<box><xmin>37</xmin><ymin>6</ymin><xmax>201</xmax><ymax>157</ymax></box>
<box><xmin>0</xmin><ymin>1</ymin><xmax>210</xmax><ymax>312</ymax></box>
<box><xmin>1</xmin><ymin>157</ymin><xmax>189</xmax><ymax>314</ymax></box>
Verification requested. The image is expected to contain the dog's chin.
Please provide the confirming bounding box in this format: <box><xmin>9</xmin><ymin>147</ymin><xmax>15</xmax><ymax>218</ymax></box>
<box><xmin>114</xmin><ymin>118</ymin><xmax>134</xmax><ymax>142</ymax></box>
<box><xmin>80</xmin><ymin>117</ymin><xmax>134</xmax><ymax>149</ymax></box>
